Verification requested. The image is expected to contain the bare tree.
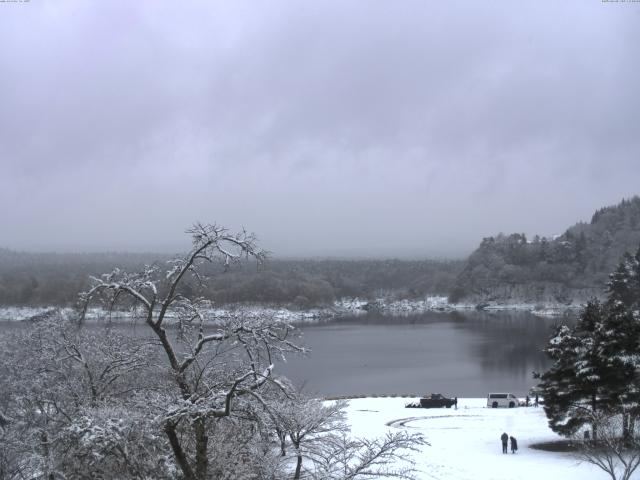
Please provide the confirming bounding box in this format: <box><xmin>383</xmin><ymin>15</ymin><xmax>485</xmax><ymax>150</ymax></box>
<box><xmin>309</xmin><ymin>430</ymin><xmax>426</xmax><ymax>480</ymax></box>
<box><xmin>574</xmin><ymin>411</ymin><xmax>640</xmax><ymax>480</ymax></box>
<box><xmin>258</xmin><ymin>386</ymin><xmax>425</xmax><ymax>480</ymax></box>
<box><xmin>79</xmin><ymin>223</ymin><xmax>302</xmax><ymax>480</ymax></box>
<box><xmin>275</xmin><ymin>391</ymin><xmax>349</xmax><ymax>479</ymax></box>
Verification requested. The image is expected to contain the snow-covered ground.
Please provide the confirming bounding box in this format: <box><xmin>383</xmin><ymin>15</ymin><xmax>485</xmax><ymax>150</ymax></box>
<box><xmin>0</xmin><ymin>306</ymin><xmax>68</xmax><ymax>321</ymax></box>
<box><xmin>346</xmin><ymin>397</ymin><xmax>612</xmax><ymax>480</ymax></box>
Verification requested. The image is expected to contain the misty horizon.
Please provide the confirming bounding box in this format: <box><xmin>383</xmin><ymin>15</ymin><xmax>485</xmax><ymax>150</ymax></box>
<box><xmin>1</xmin><ymin>196</ymin><xmax>636</xmax><ymax>259</ymax></box>
<box><xmin>2</xmin><ymin>1</ymin><xmax>639</xmax><ymax>257</ymax></box>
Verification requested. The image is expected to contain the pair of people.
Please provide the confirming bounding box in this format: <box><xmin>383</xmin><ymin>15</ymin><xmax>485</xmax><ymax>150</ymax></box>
<box><xmin>500</xmin><ymin>432</ymin><xmax>518</xmax><ymax>454</ymax></box>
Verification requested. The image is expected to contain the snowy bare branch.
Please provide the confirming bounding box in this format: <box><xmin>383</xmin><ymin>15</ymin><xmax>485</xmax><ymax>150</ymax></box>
<box><xmin>574</xmin><ymin>412</ymin><xmax>640</xmax><ymax>480</ymax></box>
<box><xmin>74</xmin><ymin>223</ymin><xmax>300</xmax><ymax>480</ymax></box>
<box><xmin>309</xmin><ymin>430</ymin><xmax>426</xmax><ymax>480</ymax></box>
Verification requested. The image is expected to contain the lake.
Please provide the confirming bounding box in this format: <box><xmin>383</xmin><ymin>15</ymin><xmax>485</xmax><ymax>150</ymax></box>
<box><xmin>278</xmin><ymin>310</ymin><xmax>570</xmax><ymax>398</ymax></box>
<box><xmin>0</xmin><ymin>309</ymin><xmax>571</xmax><ymax>398</ymax></box>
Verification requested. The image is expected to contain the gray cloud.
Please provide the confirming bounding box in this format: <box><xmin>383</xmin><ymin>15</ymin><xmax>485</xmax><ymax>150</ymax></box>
<box><xmin>1</xmin><ymin>0</ymin><xmax>639</xmax><ymax>257</ymax></box>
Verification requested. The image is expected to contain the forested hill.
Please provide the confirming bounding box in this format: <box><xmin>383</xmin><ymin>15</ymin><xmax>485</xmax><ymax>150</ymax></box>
<box><xmin>449</xmin><ymin>197</ymin><xmax>640</xmax><ymax>306</ymax></box>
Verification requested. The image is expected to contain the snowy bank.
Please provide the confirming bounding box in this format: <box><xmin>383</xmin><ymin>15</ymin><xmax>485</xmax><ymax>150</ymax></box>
<box><xmin>0</xmin><ymin>305</ymin><xmax>341</xmax><ymax>323</ymax></box>
<box><xmin>357</xmin><ymin>296</ymin><xmax>580</xmax><ymax>317</ymax></box>
<box><xmin>0</xmin><ymin>295</ymin><xmax>580</xmax><ymax>324</ymax></box>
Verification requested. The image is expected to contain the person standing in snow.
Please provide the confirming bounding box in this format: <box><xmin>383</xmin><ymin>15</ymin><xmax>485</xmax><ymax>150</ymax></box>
<box><xmin>534</xmin><ymin>394</ymin><xmax>539</xmax><ymax>407</ymax></box>
<box><xmin>454</xmin><ymin>397</ymin><xmax>458</xmax><ymax>409</ymax></box>
<box><xmin>510</xmin><ymin>436</ymin><xmax>518</xmax><ymax>454</ymax></box>
<box><xmin>501</xmin><ymin>432</ymin><xmax>508</xmax><ymax>454</ymax></box>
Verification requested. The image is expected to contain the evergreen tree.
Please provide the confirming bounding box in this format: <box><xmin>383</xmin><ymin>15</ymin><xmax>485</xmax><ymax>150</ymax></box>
<box><xmin>597</xmin><ymin>300</ymin><xmax>640</xmax><ymax>438</ymax></box>
<box><xmin>540</xmin><ymin>245</ymin><xmax>640</xmax><ymax>439</ymax></box>
<box><xmin>540</xmin><ymin>324</ymin><xmax>585</xmax><ymax>436</ymax></box>
<box><xmin>606</xmin><ymin>252</ymin><xmax>639</xmax><ymax>308</ymax></box>
<box><xmin>573</xmin><ymin>301</ymin><xmax>609</xmax><ymax>415</ymax></box>
<box><xmin>540</xmin><ymin>301</ymin><xmax>608</xmax><ymax>436</ymax></box>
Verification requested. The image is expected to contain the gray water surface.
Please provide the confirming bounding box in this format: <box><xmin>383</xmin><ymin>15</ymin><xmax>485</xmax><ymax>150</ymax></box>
<box><xmin>0</xmin><ymin>310</ymin><xmax>570</xmax><ymax>398</ymax></box>
<box><xmin>278</xmin><ymin>311</ymin><xmax>568</xmax><ymax>398</ymax></box>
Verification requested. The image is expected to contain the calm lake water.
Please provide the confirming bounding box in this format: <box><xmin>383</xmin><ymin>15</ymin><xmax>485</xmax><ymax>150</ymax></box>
<box><xmin>0</xmin><ymin>310</ymin><xmax>572</xmax><ymax>398</ymax></box>
<box><xmin>279</xmin><ymin>310</ymin><xmax>571</xmax><ymax>398</ymax></box>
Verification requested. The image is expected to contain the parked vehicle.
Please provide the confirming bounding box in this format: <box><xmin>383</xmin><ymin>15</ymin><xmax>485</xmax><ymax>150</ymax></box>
<box><xmin>487</xmin><ymin>393</ymin><xmax>519</xmax><ymax>408</ymax></box>
<box><xmin>406</xmin><ymin>393</ymin><xmax>456</xmax><ymax>409</ymax></box>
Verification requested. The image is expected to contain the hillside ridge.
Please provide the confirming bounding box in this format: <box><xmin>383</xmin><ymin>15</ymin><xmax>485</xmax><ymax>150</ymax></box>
<box><xmin>449</xmin><ymin>196</ymin><xmax>640</xmax><ymax>306</ymax></box>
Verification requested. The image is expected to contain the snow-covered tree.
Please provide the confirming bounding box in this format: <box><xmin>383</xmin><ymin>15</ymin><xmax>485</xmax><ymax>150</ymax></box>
<box><xmin>0</xmin><ymin>313</ymin><xmax>158</xmax><ymax>479</ymax></box>
<box><xmin>540</xmin><ymin>319</ymin><xmax>595</xmax><ymax>436</ymax></box>
<box><xmin>275</xmin><ymin>392</ymin><xmax>348</xmax><ymax>479</ymax></box>
<box><xmin>598</xmin><ymin>301</ymin><xmax>640</xmax><ymax>438</ymax></box>
<box><xmin>79</xmin><ymin>223</ymin><xmax>303</xmax><ymax>480</ymax></box>
<box><xmin>1</xmin><ymin>224</ymin><xmax>427</xmax><ymax>479</ymax></box>
<box><xmin>259</xmin><ymin>387</ymin><xmax>425</xmax><ymax>480</ymax></box>
<box><xmin>541</xmin><ymin>245</ymin><xmax>640</xmax><ymax>440</ymax></box>
<box><xmin>606</xmin><ymin>248</ymin><xmax>640</xmax><ymax>310</ymax></box>
<box><xmin>308</xmin><ymin>430</ymin><xmax>426</xmax><ymax>480</ymax></box>
<box><xmin>55</xmin><ymin>405</ymin><xmax>174</xmax><ymax>479</ymax></box>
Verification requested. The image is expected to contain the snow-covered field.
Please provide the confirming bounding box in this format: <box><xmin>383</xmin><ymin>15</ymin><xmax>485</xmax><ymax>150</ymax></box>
<box><xmin>346</xmin><ymin>397</ymin><xmax>612</xmax><ymax>480</ymax></box>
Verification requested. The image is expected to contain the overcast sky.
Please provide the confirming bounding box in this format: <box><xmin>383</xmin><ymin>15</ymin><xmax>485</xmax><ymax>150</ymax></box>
<box><xmin>1</xmin><ymin>1</ymin><xmax>639</xmax><ymax>258</ymax></box>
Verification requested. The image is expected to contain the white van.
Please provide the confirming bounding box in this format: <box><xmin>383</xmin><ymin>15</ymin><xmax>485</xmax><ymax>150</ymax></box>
<box><xmin>487</xmin><ymin>393</ymin><xmax>519</xmax><ymax>408</ymax></box>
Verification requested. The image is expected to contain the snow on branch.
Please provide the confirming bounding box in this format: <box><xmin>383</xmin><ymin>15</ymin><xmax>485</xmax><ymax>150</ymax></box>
<box><xmin>73</xmin><ymin>223</ymin><xmax>304</xmax><ymax>480</ymax></box>
<box><xmin>78</xmin><ymin>223</ymin><xmax>267</xmax><ymax>329</ymax></box>
<box><xmin>309</xmin><ymin>431</ymin><xmax>427</xmax><ymax>480</ymax></box>
<box><xmin>164</xmin><ymin>364</ymin><xmax>276</xmax><ymax>423</ymax></box>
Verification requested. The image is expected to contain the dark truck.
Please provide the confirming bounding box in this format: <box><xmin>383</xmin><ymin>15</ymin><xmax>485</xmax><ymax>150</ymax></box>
<box><xmin>405</xmin><ymin>393</ymin><xmax>456</xmax><ymax>409</ymax></box>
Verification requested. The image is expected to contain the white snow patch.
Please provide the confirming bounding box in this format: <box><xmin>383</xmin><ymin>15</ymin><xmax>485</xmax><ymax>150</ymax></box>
<box><xmin>0</xmin><ymin>306</ymin><xmax>78</xmax><ymax>321</ymax></box>
<box><xmin>344</xmin><ymin>397</ymin><xmax>608</xmax><ymax>480</ymax></box>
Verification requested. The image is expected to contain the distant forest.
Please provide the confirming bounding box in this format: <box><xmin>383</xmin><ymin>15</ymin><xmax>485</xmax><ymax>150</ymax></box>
<box><xmin>0</xmin><ymin>249</ymin><xmax>462</xmax><ymax>308</ymax></box>
<box><xmin>3</xmin><ymin>196</ymin><xmax>640</xmax><ymax>308</ymax></box>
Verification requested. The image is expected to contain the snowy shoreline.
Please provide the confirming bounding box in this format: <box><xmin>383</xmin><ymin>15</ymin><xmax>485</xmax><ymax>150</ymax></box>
<box><xmin>0</xmin><ymin>297</ymin><xmax>581</xmax><ymax>323</ymax></box>
<box><xmin>353</xmin><ymin>296</ymin><xmax>582</xmax><ymax>317</ymax></box>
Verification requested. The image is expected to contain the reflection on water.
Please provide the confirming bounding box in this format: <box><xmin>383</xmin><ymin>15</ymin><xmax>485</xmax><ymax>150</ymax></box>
<box><xmin>278</xmin><ymin>311</ymin><xmax>573</xmax><ymax>397</ymax></box>
<box><xmin>0</xmin><ymin>310</ymin><xmax>574</xmax><ymax>398</ymax></box>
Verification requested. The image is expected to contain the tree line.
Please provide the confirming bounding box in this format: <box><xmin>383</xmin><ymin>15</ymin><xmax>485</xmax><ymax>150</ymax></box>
<box><xmin>0</xmin><ymin>248</ymin><xmax>462</xmax><ymax>308</ymax></box>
